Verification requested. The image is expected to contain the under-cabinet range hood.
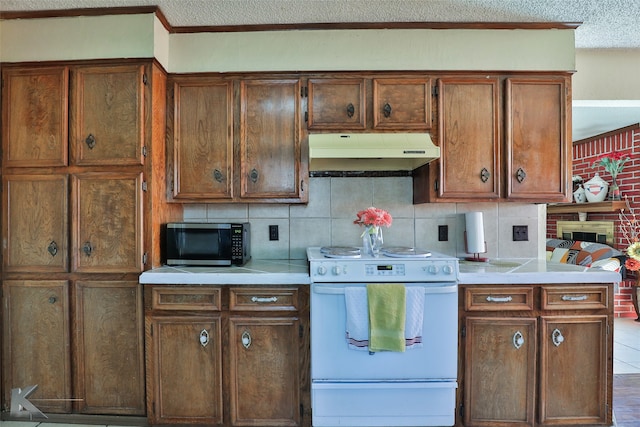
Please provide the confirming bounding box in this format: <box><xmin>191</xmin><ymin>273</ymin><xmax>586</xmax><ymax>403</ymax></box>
<box><xmin>308</xmin><ymin>133</ymin><xmax>440</xmax><ymax>171</ymax></box>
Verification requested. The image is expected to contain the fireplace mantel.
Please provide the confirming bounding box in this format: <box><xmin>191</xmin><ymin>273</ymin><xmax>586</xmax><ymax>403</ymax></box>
<box><xmin>547</xmin><ymin>201</ymin><xmax>627</xmax><ymax>214</ymax></box>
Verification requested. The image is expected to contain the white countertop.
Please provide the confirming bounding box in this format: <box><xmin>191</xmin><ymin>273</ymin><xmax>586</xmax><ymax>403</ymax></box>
<box><xmin>458</xmin><ymin>258</ymin><xmax>622</xmax><ymax>284</ymax></box>
<box><xmin>139</xmin><ymin>258</ymin><xmax>621</xmax><ymax>286</ymax></box>
<box><xmin>139</xmin><ymin>259</ymin><xmax>310</xmax><ymax>285</ymax></box>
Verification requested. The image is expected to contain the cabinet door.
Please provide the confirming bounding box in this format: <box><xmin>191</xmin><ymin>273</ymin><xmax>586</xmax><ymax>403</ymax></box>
<box><xmin>74</xmin><ymin>281</ymin><xmax>145</xmax><ymax>415</ymax></box>
<box><xmin>3</xmin><ymin>174</ymin><xmax>68</xmax><ymax>272</ymax></box>
<box><xmin>72</xmin><ymin>172</ymin><xmax>143</xmax><ymax>273</ymax></box>
<box><xmin>171</xmin><ymin>78</ymin><xmax>234</xmax><ymax>200</ymax></box>
<box><xmin>505</xmin><ymin>77</ymin><xmax>570</xmax><ymax>202</ymax></box>
<box><xmin>2</xmin><ymin>280</ymin><xmax>71</xmax><ymax>413</ymax></box>
<box><xmin>2</xmin><ymin>66</ymin><xmax>69</xmax><ymax>167</ymax></box>
<box><xmin>71</xmin><ymin>64</ymin><xmax>145</xmax><ymax>166</ymax></box>
<box><xmin>240</xmin><ymin>79</ymin><xmax>307</xmax><ymax>201</ymax></box>
<box><xmin>464</xmin><ymin>317</ymin><xmax>536</xmax><ymax>427</ymax></box>
<box><xmin>147</xmin><ymin>316</ymin><xmax>223</xmax><ymax>425</ymax></box>
<box><xmin>437</xmin><ymin>78</ymin><xmax>501</xmax><ymax>200</ymax></box>
<box><xmin>307</xmin><ymin>78</ymin><xmax>366</xmax><ymax>130</ymax></box>
<box><xmin>229</xmin><ymin>316</ymin><xmax>300</xmax><ymax>426</ymax></box>
<box><xmin>372</xmin><ymin>78</ymin><xmax>431</xmax><ymax>129</ymax></box>
<box><xmin>539</xmin><ymin>316</ymin><xmax>608</xmax><ymax>425</ymax></box>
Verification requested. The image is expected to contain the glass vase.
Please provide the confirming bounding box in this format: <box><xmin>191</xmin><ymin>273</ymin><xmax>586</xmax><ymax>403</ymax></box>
<box><xmin>362</xmin><ymin>225</ymin><xmax>383</xmax><ymax>257</ymax></box>
<box><xmin>609</xmin><ymin>177</ymin><xmax>622</xmax><ymax>201</ymax></box>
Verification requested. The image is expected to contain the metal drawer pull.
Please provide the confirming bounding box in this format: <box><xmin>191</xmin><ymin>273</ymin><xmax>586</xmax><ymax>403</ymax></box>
<box><xmin>251</xmin><ymin>296</ymin><xmax>278</xmax><ymax>303</ymax></box>
<box><xmin>199</xmin><ymin>329</ymin><xmax>210</xmax><ymax>347</ymax></box>
<box><xmin>241</xmin><ymin>331</ymin><xmax>251</xmax><ymax>349</ymax></box>
<box><xmin>561</xmin><ymin>295</ymin><xmax>588</xmax><ymax>301</ymax></box>
<box><xmin>346</xmin><ymin>103</ymin><xmax>355</xmax><ymax>118</ymax></box>
<box><xmin>513</xmin><ymin>331</ymin><xmax>525</xmax><ymax>349</ymax></box>
<box><xmin>85</xmin><ymin>133</ymin><xmax>96</xmax><ymax>149</ymax></box>
<box><xmin>486</xmin><ymin>295</ymin><xmax>513</xmax><ymax>303</ymax></box>
<box><xmin>552</xmin><ymin>328</ymin><xmax>564</xmax><ymax>347</ymax></box>
<box><xmin>48</xmin><ymin>241</ymin><xmax>58</xmax><ymax>257</ymax></box>
<box><xmin>383</xmin><ymin>103</ymin><xmax>392</xmax><ymax>118</ymax></box>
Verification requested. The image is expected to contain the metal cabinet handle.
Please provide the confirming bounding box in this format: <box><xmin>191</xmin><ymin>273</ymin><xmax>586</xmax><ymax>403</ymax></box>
<box><xmin>249</xmin><ymin>168</ymin><xmax>259</xmax><ymax>183</ymax></box>
<box><xmin>49</xmin><ymin>296</ymin><xmax>57</xmax><ymax>304</ymax></box>
<box><xmin>552</xmin><ymin>328</ymin><xmax>565</xmax><ymax>347</ymax></box>
<box><xmin>48</xmin><ymin>241</ymin><xmax>58</xmax><ymax>257</ymax></box>
<box><xmin>561</xmin><ymin>295</ymin><xmax>588</xmax><ymax>301</ymax></box>
<box><xmin>213</xmin><ymin>169</ymin><xmax>224</xmax><ymax>183</ymax></box>
<box><xmin>516</xmin><ymin>167</ymin><xmax>527</xmax><ymax>183</ymax></box>
<box><xmin>241</xmin><ymin>330</ymin><xmax>252</xmax><ymax>349</ymax></box>
<box><xmin>346</xmin><ymin>103</ymin><xmax>355</xmax><ymax>118</ymax></box>
<box><xmin>251</xmin><ymin>296</ymin><xmax>278</xmax><ymax>303</ymax></box>
<box><xmin>486</xmin><ymin>295</ymin><xmax>513</xmax><ymax>303</ymax></box>
<box><xmin>480</xmin><ymin>168</ymin><xmax>490</xmax><ymax>183</ymax></box>
<box><xmin>83</xmin><ymin>242</ymin><xmax>93</xmax><ymax>257</ymax></box>
<box><xmin>383</xmin><ymin>103</ymin><xmax>392</xmax><ymax>118</ymax></box>
<box><xmin>199</xmin><ymin>329</ymin><xmax>210</xmax><ymax>347</ymax></box>
<box><xmin>85</xmin><ymin>133</ymin><xmax>96</xmax><ymax>149</ymax></box>
<box><xmin>513</xmin><ymin>331</ymin><xmax>525</xmax><ymax>349</ymax></box>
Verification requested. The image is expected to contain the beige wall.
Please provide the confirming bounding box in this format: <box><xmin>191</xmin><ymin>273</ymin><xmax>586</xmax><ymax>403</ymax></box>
<box><xmin>574</xmin><ymin>49</ymin><xmax>640</xmax><ymax>100</ymax></box>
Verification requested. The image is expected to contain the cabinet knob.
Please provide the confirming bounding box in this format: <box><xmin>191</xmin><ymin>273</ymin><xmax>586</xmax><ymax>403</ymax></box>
<box><xmin>516</xmin><ymin>167</ymin><xmax>527</xmax><ymax>183</ymax></box>
<box><xmin>249</xmin><ymin>168</ymin><xmax>259</xmax><ymax>183</ymax></box>
<box><xmin>47</xmin><ymin>241</ymin><xmax>59</xmax><ymax>257</ymax></box>
<box><xmin>346</xmin><ymin>103</ymin><xmax>355</xmax><ymax>118</ymax></box>
<box><xmin>199</xmin><ymin>329</ymin><xmax>210</xmax><ymax>347</ymax></box>
<box><xmin>213</xmin><ymin>169</ymin><xmax>225</xmax><ymax>183</ymax></box>
<box><xmin>83</xmin><ymin>242</ymin><xmax>93</xmax><ymax>257</ymax></box>
<box><xmin>480</xmin><ymin>168</ymin><xmax>491</xmax><ymax>183</ymax></box>
<box><xmin>85</xmin><ymin>133</ymin><xmax>96</xmax><ymax>149</ymax></box>
<box><xmin>383</xmin><ymin>103</ymin><xmax>392</xmax><ymax>118</ymax></box>
<box><xmin>48</xmin><ymin>296</ymin><xmax>57</xmax><ymax>304</ymax></box>
<box><xmin>552</xmin><ymin>328</ymin><xmax>565</xmax><ymax>347</ymax></box>
<box><xmin>241</xmin><ymin>330</ymin><xmax>252</xmax><ymax>349</ymax></box>
<box><xmin>513</xmin><ymin>330</ymin><xmax>525</xmax><ymax>349</ymax></box>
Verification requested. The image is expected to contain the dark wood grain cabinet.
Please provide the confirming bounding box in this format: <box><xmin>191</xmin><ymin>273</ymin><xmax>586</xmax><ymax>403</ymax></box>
<box><xmin>145</xmin><ymin>285</ymin><xmax>310</xmax><ymax>427</ymax></box>
<box><xmin>459</xmin><ymin>284</ymin><xmax>612</xmax><ymax>427</ymax></box>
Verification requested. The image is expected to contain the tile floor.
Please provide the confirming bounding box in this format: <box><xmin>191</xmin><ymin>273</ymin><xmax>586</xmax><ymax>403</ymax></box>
<box><xmin>2</xmin><ymin>318</ymin><xmax>639</xmax><ymax>427</ymax></box>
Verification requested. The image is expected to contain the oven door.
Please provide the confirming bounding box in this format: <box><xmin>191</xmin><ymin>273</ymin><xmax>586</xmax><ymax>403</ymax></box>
<box><xmin>311</xmin><ymin>282</ymin><xmax>458</xmax><ymax>381</ymax></box>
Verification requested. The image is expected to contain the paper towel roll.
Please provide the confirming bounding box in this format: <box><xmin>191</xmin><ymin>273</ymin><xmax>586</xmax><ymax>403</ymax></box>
<box><xmin>465</xmin><ymin>212</ymin><xmax>486</xmax><ymax>254</ymax></box>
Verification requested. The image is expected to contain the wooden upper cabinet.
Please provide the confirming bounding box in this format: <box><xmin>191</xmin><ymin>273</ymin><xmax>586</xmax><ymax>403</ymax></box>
<box><xmin>240</xmin><ymin>79</ymin><xmax>306</xmax><ymax>201</ymax></box>
<box><xmin>2</xmin><ymin>280</ymin><xmax>72</xmax><ymax>413</ymax></box>
<box><xmin>2</xmin><ymin>66</ymin><xmax>69</xmax><ymax>168</ymax></box>
<box><xmin>170</xmin><ymin>78</ymin><xmax>234</xmax><ymax>200</ymax></box>
<box><xmin>72</xmin><ymin>172</ymin><xmax>144</xmax><ymax>273</ymax></box>
<box><xmin>373</xmin><ymin>78</ymin><xmax>432</xmax><ymax>130</ymax></box>
<box><xmin>3</xmin><ymin>174</ymin><xmax>69</xmax><ymax>273</ymax></box>
<box><xmin>307</xmin><ymin>78</ymin><xmax>366</xmax><ymax>130</ymax></box>
<box><xmin>505</xmin><ymin>77</ymin><xmax>570</xmax><ymax>202</ymax></box>
<box><xmin>437</xmin><ymin>77</ymin><xmax>501</xmax><ymax>200</ymax></box>
<box><xmin>71</xmin><ymin>64</ymin><xmax>145</xmax><ymax>166</ymax></box>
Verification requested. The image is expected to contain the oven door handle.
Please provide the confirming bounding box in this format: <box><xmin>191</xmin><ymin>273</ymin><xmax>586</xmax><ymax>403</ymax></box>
<box><xmin>313</xmin><ymin>284</ymin><xmax>457</xmax><ymax>295</ymax></box>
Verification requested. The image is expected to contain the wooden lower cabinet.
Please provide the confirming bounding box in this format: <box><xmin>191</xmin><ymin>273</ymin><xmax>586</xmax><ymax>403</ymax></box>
<box><xmin>459</xmin><ymin>284</ymin><xmax>612</xmax><ymax>427</ymax></box>
<box><xmin>145</xmin><ymin>285</ymin><xmax>310</xmax><ymax>426</ymax></box>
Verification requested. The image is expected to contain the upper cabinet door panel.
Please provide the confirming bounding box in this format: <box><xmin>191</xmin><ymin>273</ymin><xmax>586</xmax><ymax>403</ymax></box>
<box><xmin>3</xmin><ymin>174</ymin><xmax>69</xmax><ymax>272</ymax></box>
<box><xmin>171</xmin><ymin>79</ymin><xmax>234</xmax><ymax>200</ymax></box>
<box><xmin>2</xmin><ymin>66</ymin><xmax>69</xmax><ymax>167</ymax></box>
<box><xmin>307</xmin><ymin>78</ymin><xmax>366</xmax><ymax>130</ymax></box>
<box><xmin>372</xmin><ymin>78</ymin><xmax>432</xmax><ymax>130</ymax></box>
<box><xmin>240</xmin><ymin>79</ymin><xmax>303</xmax><ymax>199</ymax></box>
<box><xmin>72</xmin><ymin>172</ymin><xmax>143</xmax><ymax>273</ymax></box>
<box><xmin>506</xmin><ymin>77</ymin><xmax>570</xmax><ymax>201</ymax></box>
<box><xmin>71</xmin><ymin>64</ymin><xmax>145</xmax><ymax>166</ymax></box>
<box><xmin>438</xmin><ymin>77</ymin><xmax>501</xmax><ymax>199</ymax></box>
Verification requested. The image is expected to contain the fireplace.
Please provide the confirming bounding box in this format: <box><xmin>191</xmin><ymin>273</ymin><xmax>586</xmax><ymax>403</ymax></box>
<box><xmin>556</xmin><ymin>221</ymin><xmax>615</xmax><ymax>246</ymax></box>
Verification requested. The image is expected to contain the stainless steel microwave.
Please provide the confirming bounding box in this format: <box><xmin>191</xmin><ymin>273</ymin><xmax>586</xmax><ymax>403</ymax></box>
<box><xmin>164</xmin><ymin>223</ymin><xmax>251</xmax><ymax>266</ymax></box>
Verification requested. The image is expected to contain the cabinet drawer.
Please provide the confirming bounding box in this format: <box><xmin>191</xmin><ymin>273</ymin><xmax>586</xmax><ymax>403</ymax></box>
<box><xmin>541</xmin><ymin>286</ymin><xmax>609</xmax><ymax>310</ymax></box>
<box><xmin>465</xmin><ymin>287</ymin><xmax>534</xmax><ymax>311</ymax></box>
<box><xmin>151</xmin><ymin>286</ymin><xmax>221</xmax><ymax>311</ymax></box>
<box><xmin>229</xmin><ymin>287</ymin><xmax>298</xmax><ymax>311</ymax></box>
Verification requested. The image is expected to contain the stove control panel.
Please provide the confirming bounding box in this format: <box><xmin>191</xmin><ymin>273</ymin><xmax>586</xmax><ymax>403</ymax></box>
<box><xmin>310</xmin><ymin>259</ymin><xmax>459</xmax><ymax>282</ymax></box>
<box><xmin>366</xmin><ymin>263</ymin><xmax>405</xmax><ymax>276</ymax></box>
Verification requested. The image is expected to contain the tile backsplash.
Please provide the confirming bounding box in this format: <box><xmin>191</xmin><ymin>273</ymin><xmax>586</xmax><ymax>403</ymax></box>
<box><xmin>183</xmin><ymin>177</ymin><xmax>546</xmax><ymax>260</ymax></box>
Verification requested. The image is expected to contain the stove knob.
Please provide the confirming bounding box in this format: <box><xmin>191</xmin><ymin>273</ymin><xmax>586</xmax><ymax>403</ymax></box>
<box><xmin>443</xmin><ymin>265</ymin><xmax>454</xmax><ymax>275</ymax></box>
<box><xmin>332</xmin><ymin>265</ymin><xmax>342</xmax><ymax>275</ymax></box>
<box><xmin>428</xmin><ymin>265</ymin><xmax>439</xmax><ymax>274</ymax></box>
<box><xmin>317</xmin><ymin>266</ymin><xmax>327</xmax><ymax>276</ymax></box>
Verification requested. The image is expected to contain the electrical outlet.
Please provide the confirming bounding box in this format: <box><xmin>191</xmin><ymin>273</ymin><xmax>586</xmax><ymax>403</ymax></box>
<box><xmin>513</xmin><ymin>225</ymin><xmax>529</xmax><ymax>241</ymax></box>
<box><xmin>438</xmin><ymin>225</ymin><xmax>448</xmax><ymax>241</ymax></box>
<box><xmin>269</xmin><ymin>225</ymin><xmax>279</xmax><ymax>241</ymax></box>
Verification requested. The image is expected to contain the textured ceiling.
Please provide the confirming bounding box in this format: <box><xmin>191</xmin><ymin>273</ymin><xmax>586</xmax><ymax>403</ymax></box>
<box><xmin>2</xmin><ymin>0</ymin><xmax>639</xmax><ymax>140</ymax></box>
<box><xmin>2</xmin><ymin>0</ymin><xmax>640</xmax><ymax>48</ymax></box>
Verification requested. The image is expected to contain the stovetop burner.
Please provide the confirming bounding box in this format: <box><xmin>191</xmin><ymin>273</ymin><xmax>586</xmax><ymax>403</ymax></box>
<box><xmin>381</xmin><ymin>247</ymin><xmax>431</xmax><ymax>258</ymax></box>
<box><xmin>319</xmin><ymin>246</ymin><xmax>362</xmax><ymax>258</ymax></box>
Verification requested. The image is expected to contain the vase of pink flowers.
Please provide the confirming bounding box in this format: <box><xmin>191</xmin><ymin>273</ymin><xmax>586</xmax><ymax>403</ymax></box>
<box><xmin>354</xmin><ymin>207</ymin><xmax>392</xmax><ymax>257</ymax></box>
<box><xmin>592</xmin><ymin>152</ymin><xmax>630</xmax><ymax>200</ymax></box>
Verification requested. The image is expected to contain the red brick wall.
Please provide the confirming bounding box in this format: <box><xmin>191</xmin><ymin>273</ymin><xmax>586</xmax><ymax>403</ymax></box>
<box><xmin>547</xmin><ymin>124</ymin><xmax>640</xmax><ymax>318</ymax></box>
